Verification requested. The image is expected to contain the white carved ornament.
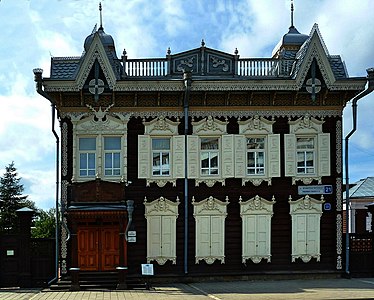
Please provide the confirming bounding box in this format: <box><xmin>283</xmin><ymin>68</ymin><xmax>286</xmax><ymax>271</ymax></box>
<box><xmin>238</xmin><ymin>116</ymin><xmax>275</xmax><ymax>134</ymax></box>
<box><xmin>144</xmin><ymin>196</ymin><xmax>180</xmax><ymax>216</ymax></box>
<box><xmin>143</xmin><ymin>116</ymin><xmax>180</xmax><ymax>135</ymax></box>
<box><xmin>192</xmin><ymin>116</ymin><xmax>228</xmax><ymax>135</ymax></box>
<box><xmin>288</xmin><ymin>113</ymin><xmax>324</xmax><ymax>134</ymax></box>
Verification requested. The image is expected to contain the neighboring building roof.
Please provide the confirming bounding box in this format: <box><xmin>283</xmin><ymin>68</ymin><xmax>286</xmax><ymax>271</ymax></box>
<box><xmin>346</xmin><ymin>177</ymin><xmax>374</xmax><ymax>199</ymax></box>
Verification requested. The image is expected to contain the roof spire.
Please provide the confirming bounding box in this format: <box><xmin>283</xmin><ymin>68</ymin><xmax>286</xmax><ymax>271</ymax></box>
<box><xmin>290</xmin><ymin>0</ymin><xmax>294</xmax><ymax>28</ymax></box>
<box><xmin>99</xmin><ymin>2</ymin><xmax>103</xmax><ymax>30</ymax></box>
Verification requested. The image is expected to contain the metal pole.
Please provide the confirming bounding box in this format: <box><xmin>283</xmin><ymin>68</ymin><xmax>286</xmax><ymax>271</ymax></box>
<box><xmin>183</xmin><ymin>69</ymin><xmax>191</xmax><ymax>274</ymax></box>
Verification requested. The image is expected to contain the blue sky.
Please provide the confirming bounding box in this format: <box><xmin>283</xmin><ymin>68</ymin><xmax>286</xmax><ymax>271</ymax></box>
<box><xmin>1</xmin><ymin>0</ymin><xmax>374</xmax><ymax>210</ymax></box>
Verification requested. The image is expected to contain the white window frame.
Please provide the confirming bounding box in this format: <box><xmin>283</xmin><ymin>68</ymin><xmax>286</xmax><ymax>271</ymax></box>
<box><xmin>240</xmin><ymin>195</ymin><xmax>275</xmax><ymax>264</ymax></box>
<box><xmin>235</xmin><ymin>116</ymin><xmax>280</xmax><ymax>186</ymax></box>
<box><xmin>76</xmin><ymin>135</ymin><xmax>123</xmax><ymax>181</ymax></box>
<box><xmin>151</xmin><ymin>138</ymin><xmax>171</xmax><ymax>177</ymax></box>
<box><xmin>144</xmin><ymin>196</ymin><xmax>180</xmax><ymax>265</ymax></box>
<box><xmin>296</xmin><ymin>136</ymin><xmax>316</xmax><ymax>175</ymax></box>
<box><xmin>289</xmin><ymin>195</ymin><xmax>324</xmax><ymax>263</ymax></box>
<box><xmin>246</xmin><ymin>137</ymin><xmax>266</xmax><ymax>176</ymax></box>
<box><xmin>192</xmin><ymin>196</ymin><xmax>229</xmax><ymax>264</ymax></box>
<box><xmin>104</xmin><ymin>136</ymin><xmax>122</xmax><ymax>176</ymax></box>
<box><xmin>188</xmin><ymin>116</ymin><xmax>231</xmax><ymax>187</ymax></box>
<box><xmin>200</xmin><ymin>137</ymin><xmax>220</xmax><ymax>176</ymax></box>
<box><xmin>138</xmin><ymin>117</ymin><xmax>184</xmax><ymax>187</ymax></box>
<box><xmin>78</xmin><ymin>137</ymin><xmax>97</xmax><ymax>178</ymax></box>
<box><xmin>285</xmin><ymin>114</ymin><xmax>330</xmax><ymax>185</ymax></box>
<box><xmin>71</xmin><ymin>107</ymin><xmax>129</xmax><ymax>183</ymax></box>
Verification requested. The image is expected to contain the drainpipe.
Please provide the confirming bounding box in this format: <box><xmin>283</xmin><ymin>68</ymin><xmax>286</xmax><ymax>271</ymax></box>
<box><xmin>183</xmin><ymin>69</ymin><xmax>192</xmax><ymax>274</ymax></box>
<box><xmin>344</xmin><ymin>67</ymin><xmax>374</xmax><ymax>277</ymax></box>
<box><xmin>33</xmin><ymin>68</ymin><xmax>61</xmax><ymax>285</ymax></box>
<box><xmin>125</xmin><ymin>200</ymin><xmax>134</xmax><ymax>241</ymax></box>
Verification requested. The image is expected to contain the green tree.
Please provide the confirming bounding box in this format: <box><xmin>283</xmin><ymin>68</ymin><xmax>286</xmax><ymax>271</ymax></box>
<box><xmin>0</xmin><ymin>162</ymin><xmax>35</xmax><ymax>233</ymax></box>
<box><xmin>32</xmin><ymin>208</ymin><xmax>56</xmax><ymax>238</ymax></box>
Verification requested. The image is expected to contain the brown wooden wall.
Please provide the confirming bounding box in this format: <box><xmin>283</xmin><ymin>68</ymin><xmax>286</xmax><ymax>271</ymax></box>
<box><xmin>121</xmin><ymin>115</ymin><xmax>340</xmax><ymax>277</ymax></box>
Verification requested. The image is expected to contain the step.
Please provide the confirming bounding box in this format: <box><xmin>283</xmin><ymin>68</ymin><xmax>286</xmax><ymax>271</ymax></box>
<box><xmin>49</xmin><ymin>273</ymin><xmax>147</xmax><ymax>290</ymax></box>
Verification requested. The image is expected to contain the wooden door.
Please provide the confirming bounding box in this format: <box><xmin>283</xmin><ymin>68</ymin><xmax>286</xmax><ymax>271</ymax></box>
<box><xmin>78</xmin><ymin>226</ymin><xmax>120</xmax><ymax>271</ymax></box>
<box><xmin>101</xmin><ymin>227</ymin><xmax>120</xmax><ymax>271</ymax></box>
<box><xmin>78</xmin><ymin>228</ymin><xmax>99</xmax><ymax>271</ymax></box>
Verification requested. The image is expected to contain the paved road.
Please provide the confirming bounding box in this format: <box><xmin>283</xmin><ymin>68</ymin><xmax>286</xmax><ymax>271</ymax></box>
<box><xmin>1</xmin><ymin>278</ymin><xmax>374</xmax><ymax>300</ymax></box>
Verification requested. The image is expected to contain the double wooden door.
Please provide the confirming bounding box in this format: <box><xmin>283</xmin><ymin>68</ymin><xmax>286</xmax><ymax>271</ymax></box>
<box><xmin>78</xmin><ymin>226</ymin><xmax>120</xmax><ymax>271</ymax></box>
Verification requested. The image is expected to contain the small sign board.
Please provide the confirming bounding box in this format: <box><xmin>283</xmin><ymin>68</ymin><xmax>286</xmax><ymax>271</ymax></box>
<box><xmin>128</xmin><ymin>231</ymin><xmax>136</xmax><ymax>237</ymax></box>
<box><xmin>298</xmin><ymin>185</ymin><xmax>333</xmax><ymax>195</ymax></box>
<box><xmin>6</xmin><ymin>250</ymin><xmax>14</xmax><ymax>256</ymax></box>
<box><xmin>128</xmin><ymin>236</ymin><xmax>136</xmax><ymax>243</ymax></box>
<box><xmin>141</xmin><ymin>264</ymin><xmax>154</xmax><ymax>276</ymax></box>
<box><xmin>324</xmin><ymin>203</ymin><xmax>331</xmax><ymax>211</ymax></box>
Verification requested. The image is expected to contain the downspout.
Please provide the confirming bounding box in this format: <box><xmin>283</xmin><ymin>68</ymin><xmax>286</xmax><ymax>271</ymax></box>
<box><xmin>183</xmin><ymin>69</ymin><xmax>192</xmax><ymax>274</ymax></box>
<box><xmin>33</xmin><ymin>68</ymin><xmax>63</xmax><ymax>285</ymax></box>
<box><xmin>344</xmin><ymin>67</ymin><xmax>374</xmax><ymax>277</ymax></box>
<box><xmin>124</xmin><ymin>200</ymin><xmax>134</xmax><ymax>241</ymax></box>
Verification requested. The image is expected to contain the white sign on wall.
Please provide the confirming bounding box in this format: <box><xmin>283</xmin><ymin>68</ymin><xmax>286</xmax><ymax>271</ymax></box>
<box><xmin>298</xmin><ymin>185</ymin><xmax>333</xmax><ymax>195</ymax></box>
<box><xmin>141</xmin><ymin>264</ymin><xmax>154</xmax><ymax>276</ymax></box>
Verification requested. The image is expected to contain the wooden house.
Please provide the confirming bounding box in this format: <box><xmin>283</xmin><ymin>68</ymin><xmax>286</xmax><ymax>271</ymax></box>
<box><xmin>34</xmin><ymin>17</ymin><xmax>368</xmax><ymax>283</ymax></box>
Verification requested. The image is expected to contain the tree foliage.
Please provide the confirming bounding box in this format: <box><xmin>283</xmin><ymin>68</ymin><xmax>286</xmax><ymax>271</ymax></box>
<box><xmin>0</xmin><ymin>162</ymin><xmax>36</xmax><ymax>233</ymax></box>
<box><xmin>32</xmin><ymin>208</ymin><xmax>56</xmax><ymax>238</ymax></box>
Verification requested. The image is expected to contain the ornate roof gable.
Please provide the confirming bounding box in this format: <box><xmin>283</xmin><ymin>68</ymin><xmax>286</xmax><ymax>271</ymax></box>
<box><xmin>294</xmin><ymin>24</ymin><xmax>336</xmax><ymax>89</ymax></box>
<box><xmin>75</xmin><ymin>33</ymin><xmax>117</xmax><ymax>90</ymax></box>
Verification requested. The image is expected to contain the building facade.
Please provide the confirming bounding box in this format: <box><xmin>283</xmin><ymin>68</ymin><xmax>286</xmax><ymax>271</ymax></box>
<box><xmin>34</xmin><ymin>20</ymin><xmax>367</xmax><ymax>281</ymax></box>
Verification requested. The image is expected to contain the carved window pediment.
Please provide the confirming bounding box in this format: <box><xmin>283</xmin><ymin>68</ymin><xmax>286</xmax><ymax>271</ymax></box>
<box><xmin>192</xmin><ymin>195</ymin><xmax>229</xmax><ymax>216</ymax></box>
<box><xmin>192</xmin><ymin>116</ymin><xmax>228</xmax><ymax>135</ymax></box>
<box><xmin>239</xmin><ymin>195</ymin><xmax>275</xmax><ymax>216</ymax></box>
<box><xmin>289</xmin><ymin>195</ymin><xmax>324</xmax><ymax>214</ymax></box>
<box><xmin>144</xmin><ymin>196</ymin><xmax>180</xmax><ymax>216</ymax></box>
<box><xmin>143</xmin><ymin>116</ymin><xmax>180</xmax><ymax>135</ymax></box>
<box><xmin>238</xmin><ymin>116</ymin><xmax>275</xmax><ymax>135</ymax></box>
<box><xmin>288</xmin><ymin>114</ymin><xmax>324</xmax><ymax>134</ymax></box>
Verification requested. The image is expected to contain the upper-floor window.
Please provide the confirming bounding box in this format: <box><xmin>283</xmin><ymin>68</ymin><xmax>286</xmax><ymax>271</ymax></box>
<box><xmin>235</xmin><ymin>116</ymin><xmax>280</xmax><ymax>186</ymax></box>
<box><xmin>79</xmin><ymin>137</ymin><xmax>96</xmax><ymax>177</ymax></box>
<box><xmin>188</xmin><ymin>116</ymin><xmax>230</xmax><ymax>187</ymax></box>
<box><xmin>247</xmin><ymin>137</ymin><xmax>265</xmax><ymax>175</ymax></box>
<box><xmin>152</xmin><ymin>138</ymin><xmax>170</xmax><ymax>176</ymax></box>
<box><xmin>71</xmin><ymin>105</ymin><xmax>129</xmax><ymax>183</ymax></box>
<box><xmin>201</xmin><ymin>137</ymin><xmax>219</xmax><ymax>175</ymax></box>
<box><xmin>78</xmin><ymin>136</ymin><xmax>122</xmax><ymax>179</ymax></box>
<box><xmin>285</xmin><ymin>114</ymin><xmax>330</xmax><ymax>185</ymax></box>
<box><xmin>104</xmin><ymin>137</ymin><xmax>121</xmax><ymax>176</ymax></box>
<box><xmin>138</xmin><ymin>117</ymin><xmax>184</xmax><ymax>187</ymax></box>
<box><xmin>296</xmin><ymin>137</ymin><xmax>315</xmax><ymax>174</ymax></box>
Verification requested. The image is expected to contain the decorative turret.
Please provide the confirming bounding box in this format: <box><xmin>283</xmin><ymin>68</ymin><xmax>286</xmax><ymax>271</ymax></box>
<box><xmin>272</xmin><ymin>0</ymin><xmax>309</xmax><ymax>58</ymax></box>
<box><xmin>83</xmin><ymin>2</ymin><xmax>118</xmax><ymax>59</ymax></box>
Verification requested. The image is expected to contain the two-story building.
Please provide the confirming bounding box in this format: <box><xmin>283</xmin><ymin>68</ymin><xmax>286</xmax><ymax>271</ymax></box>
<box><xmin>34</xmin><ymin>13</ymin><xmax>369</xmax><ymax>283</ymax></box>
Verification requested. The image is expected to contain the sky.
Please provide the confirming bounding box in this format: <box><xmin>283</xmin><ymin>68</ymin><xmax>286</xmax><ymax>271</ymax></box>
<box><xmin>0</xmin><ymin>0</ymin><xmax>374</xmax><ymax>210</ymax></box>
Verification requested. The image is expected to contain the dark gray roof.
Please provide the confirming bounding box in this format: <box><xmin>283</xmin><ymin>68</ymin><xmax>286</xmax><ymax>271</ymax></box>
<box><xmin>50</xmin><ymin>57</ymin><xmax>80</xmax><ymax>80</ymax></box>
<box><xmin>346</xmin><ymin>177</ymin><xmax>374</xmax><ymax>199</ymax></box>
<box><xmin>282</xmin><ymin>26</ymin><xmax>309</xmax><ymax>46</ymax></box>
<box><xmin>291</xmin><ymin>36</ymin><xmax>348</xmax><ymax>80</ymax></box>
<box><xmin>329</xmin><ymin>55</ymin><xmax>348</xmax><ymax>79</ymax></box>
